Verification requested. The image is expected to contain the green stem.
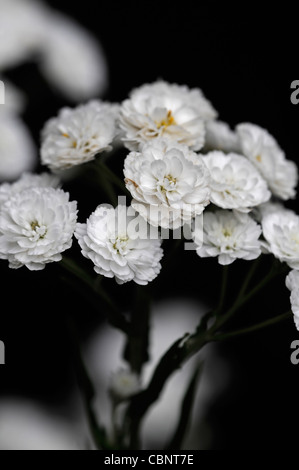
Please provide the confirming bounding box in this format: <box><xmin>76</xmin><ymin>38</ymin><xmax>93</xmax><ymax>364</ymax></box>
<box><xmin>210</xmin><ymin>310</ymin><xmax>292</xmax><ymax>342</ymax></box>
<box><xmin>215</xmin><ymin>265</ymin><xmax>229</xmax><ymax>315</ymax></box>
<box><xmin>210</xmin><ymin>261</ymin><xmax>288</xmax><ymax>333</ymax></box>
<box><xmin>95</xmin><ymin>159</ymin><xmax>129</xmax><ymax>196</ymax></box>
<box><xmin>235</xmin><ymin>257</ymin><xmax>261</xmax><ymax>303</ymax></box>
<box><xmin>60</xmin><ymin>256</ymin><xmax>131</xmax><ymax>334</ymax></box>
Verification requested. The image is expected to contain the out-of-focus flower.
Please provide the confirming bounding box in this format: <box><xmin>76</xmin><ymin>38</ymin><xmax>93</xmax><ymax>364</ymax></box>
<box><xmin>0</xmin><ymin>0</ymin><xmax>108</xmax><ymax>102</ymax></box>
<box><xmin>120</xmin><ymin>81</ymin><xmax>217</xmax><ymax>151</ymax></box>
<box><xmin>0</xmin><ymin>113</ymin><xmax>36</xmax><ymax>181</ymax></box>
<box><xmin>236</xmin><ymin>123</ymin><xmax>298</xmax><ymax>200</ymax></box>
<box><xmin>202</xmin><ymin>151</ymin><xmax>270</xmax><ymax>212</ymax></box>
<box><xmin>204</xmin><ymin>120</ymin><xmax>240</xmax><ymax>153</ymax></box>
<box><xmin>0</xmin><ymin>0</ymin><xmax>48</xmax><ymax>70</ymax></box>
<box><xmin>0</xmin><ymin>187</ymin><xmax>77</xmax><ymax>270</ymax></box>
<box><xmin>286</xmin><ymin>270</ymin><xmax>299</xmax><ymax>330</ymax></box>
<box><xmin>0</xmin><ymin>400</ymin><xmax>81</xmax><ymax>450</ymax></box>
<box><xmin>0</xmin><ymin>172</ymin><xmax>60</xmax><ymax>206</ymax></box>
<box><xmin>38</xmin><ymin>13</ymin><xmax>108</xmax><ymax>101</ymax></box>
<box><xmin>109</xmin><ymin>369</ymin><xmax>140</xmax><ymax>402</ymax></box>
<box><xmin>41</xmin><ymin>101</ymin><xmax>118</xmax><ymax>171</ymax></box>
<box><xmin>75</xmin><ymin>205</ymin><xmax>163</xmax><ymax>285</ymax></box>
<box><xmin>124</xmin><ymin>139</ymin><xmax>210</xmax><ymax>229</ymax></box>
<box><xmin>193</xmin><ymin>210</ymin><xmax>262</xmax><ymax>265</ymax></box>
<box><xmin>261</xmin><ymin>210</ymin><xmax>299</xmax><ymax>270</ymax></box>
<box><xmin>0</xmin><ymin>78</ymin><xmax>26</xmax><ymax>114</ymax></box>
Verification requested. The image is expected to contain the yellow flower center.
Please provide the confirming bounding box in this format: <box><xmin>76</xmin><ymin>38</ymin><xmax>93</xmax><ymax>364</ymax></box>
<box><xmin>156</xmin><ymin>110</ymin><xmax>176</xmax><ymax>129</ymax></box>
<box><xmin>256</xmin><ymin>154</ymin><xmax>262</xmax><ymax>162</ymax></box>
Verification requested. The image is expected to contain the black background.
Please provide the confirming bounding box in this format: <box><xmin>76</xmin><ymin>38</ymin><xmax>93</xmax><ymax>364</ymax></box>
<box><xmin>0</xmin><ymin>1</ymin><xmax>299</xmax><ymax>449</ymax></box>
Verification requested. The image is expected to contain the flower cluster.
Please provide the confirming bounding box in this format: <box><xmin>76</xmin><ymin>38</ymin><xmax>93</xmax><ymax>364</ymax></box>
<box><xmin>0</xmin><ymin>79</ymin><xmax>299</xmax><ymax>327</ymax></box>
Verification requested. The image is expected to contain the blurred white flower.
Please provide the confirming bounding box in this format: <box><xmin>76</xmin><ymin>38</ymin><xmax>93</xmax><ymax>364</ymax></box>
<box><xmin>0</xmin><ymin>0</ymin><xmax>48</xmax><ymax>70</ymax></box>
<box><xmin>236</xmin><ymin>123</ymin><xmax>298</xmax><ymax>200</ymax></box>
<box><xmin>38</xmin><ymin>13</ymin><xmax>108</xmax><ymax>101</ymax></box>
<box><xmin>286</xmin><ymin>270</ymin><xmax>299</xmax><ymax>330</ymax></box>
<box><xmin>41</xmin><ymin>101</ymin><xmax>118</xmax><ymax>171</ymax></box>
<box><xmin>0</xmin><ymin>172</ymin><xmax>60</xmax><ymax>206</ymax></box>
<box><xmin>75</xmin><ymin>205</ymin><xmax>163</xmax><ymax>285</ymax></box>
<box><xmin>261</xmin><ymin>210</ymin><xmax>299</xmax><ymax>270</ymax></box>
<box><xmin>193</xmin><ymin>210</ymin><xmax>262</xmax><ymax>265</ymax></box>
<box><xmin>120</xmin><ymin>80</ymin><xmax>217</xmax><ymax>151</ymax></box>
<box><xmin>0</xmin><ymin>78</ymin><xmax>26</xmax><ymax>114</ymax></box>
<box><xmin>0</xmin><ymin>400</ymin><xmax>81</xmax><ymax>450</ymax></box>
<box><xmin>124</xmin><ymin>139</ymin><xmax>210</xmax><ymax>229</ymax></box>
<box><xmin>202</xmin><ymin>151</ymin><xmax>270</xmax><ymax>212</ymax></box>
<box><xmin>0</xmin><ymin>113</ymin><xmax>36</xmax><ymax>181</ymax></box>
<box><xmin>0</xmin><ymin>187</ymin><xmax>77</xmax><ymax>270</ymax></box>
<box><xmin>109</xmin><ymin>369</ymin><xmax>140</xmax><ymax>401</ymax></box>
<box><xmin>204</xmin><ymin>120</ymin><xmax>240</xmax><ymax>153</ymax></box>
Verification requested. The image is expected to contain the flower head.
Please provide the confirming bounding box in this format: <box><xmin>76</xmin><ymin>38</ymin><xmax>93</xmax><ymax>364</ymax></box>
<box><xmin>261</xmin><ymin>209</ymin><xmax>299</xmax><ymax>270</ymax></box>
<box><xmin>193</xmin><ymin>210</ymin><xmax>262</xmax><ymax>265</ymax></box>
<box><xmin>236</xmin><ymin>123</ymin><xmax>298</xmax><ymax>200</ymax></box>
<box><xmin>75</xmin><ymin>205</ymin><xmax>163</xmax><ymax>285</ymax></box>
<box><xmin>124</xmin><ymin>139</ymin><xmax>210</xmax><ymax>229</ymax></box>
<box><xmin>41</xmin><ymin>101</ymin><xmax>118</xmax><ymax>171</ymax></box>
<box><xmin>0</xmin><ymin>187</ymin><xmax>77</xmax><ymax>270</ymax></box>
<box><xmin>286</xmin><ymin>270</ymin><xmax>299</xmax><ymax>330</ymax></box>
<box><xmin>0</xmin><ymin>172</ymin><xmax>60</xmax><ymax>206</ymax></box>
<box><xmin>109</xmin><ymin>369</ymin><xmax>140</xmax><ymax>401</ymax></box>
<box><xmin>202</xmin><ymin>150</ymin><xmax>270</xmax><ymax>211</ymax></box>
<box><xmin>120</xmin><ymin>80</ymin><xmax>217</xmax><ymax>151</ymax></box>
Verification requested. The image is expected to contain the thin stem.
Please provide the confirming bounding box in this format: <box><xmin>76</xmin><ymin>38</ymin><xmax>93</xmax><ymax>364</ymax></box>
<box><xmin>235</xmin><ymin>257</ymin><xmax>261</xmax><ymax>302</ymax></box>
<box><xmin>210</xmin><ymin>310</ymin><xmax>292</xmax><ymax>342</ymax></box>
<box><xmin>95</xmin><ymin>159</ymin><xmax>130</xmax><ymax>196</ymax></box>
<box><xmin>60</xmin><ymin>256</ymin><xmax>131</xmax><ymax>334</ymax></box>
<box><xmin>216</xmin><ymin>265</ymin><xmax>229</xmax><ymax>314</ymax></box>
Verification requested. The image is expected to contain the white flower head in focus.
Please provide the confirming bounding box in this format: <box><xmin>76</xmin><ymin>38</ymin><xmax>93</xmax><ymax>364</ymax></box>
<box><xmin>286</xmin><ymin>270</ymin><xmax>299</xmax><ymax>330</ymax></box>
<box><xmin>0</xmin><ymin>172</ymin><xmax>60</xmax><ymax>206</ymax></box>
<box><xmin>261</xmin><ymin>210</ymin><xmax>299</xmax><ymax>270</ymax></box>
<box><xmin>109</xmin><ymin>369</ymin><xmax>140</xmax><ymax>402</ymax></box>
<box><xmin>0</xmin><ymin>113</ymin><xmax>36</xmax><ymax>181</ymax></box>
<box><xmin>236</xmin><ymin>123</ymin><xmax>298</xmax><ymax>200</ymax></box>
<box><xmin>38</xmin><ymin>13</ymin><xmax>108</xmax><ymax>101</ymax></box>
<box><xmin>204</xmin><ymin>120</ymin><xmax>241</xmax><ymax>153</ymax></box>
<box><xmin>124</xmin><ymin>139</ymin><xmax>211</xmax><ymax>229</ymax></box>
<box><xmin>120</xmin><ymin>80</ymin><xmax>217</xmax><ymax>151</ymax></box>
<box><xmin>75</xmin><ymin>205</ymin><xmax>163</xmax><ymax>285</ymax></box>
<box><xmin>202</xmin><ymin>151</ymin><xmax>271</xmax><ymax>212</ymax></box>
<box><xmin>0</xmin><ymin>187</ymin><xmax>77</xmax><ymax>270</ymax></box>
<box><xmin>193</xmin><ymin>210</ymin><xmax>262</xmax><ymax>265</ymax></box>
<box><xmin>41</xmin><ymin>101</ymin><xmax>118</xmax><ymax>171</ymax></box>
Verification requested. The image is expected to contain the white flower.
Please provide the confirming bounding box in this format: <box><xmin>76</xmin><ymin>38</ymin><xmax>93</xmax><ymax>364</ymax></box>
<box><xmin>261</xmin><ymin>210</ymin><xmax>299</xmax><ymax>270</ymax></box>
<box><xmin>38</xmin><ymin>13</ymin><xmax>108</xmax><ymax>101</ymax></box>
<box><xmin>202</xmin><ymin>151</ymin><xmax>270</xmax><ymax>211</ymax></box>
<box><xmin>286</xmin><ymin>270</ymin><xmax>299</xmax><ymax>330</ymax></box>
<box><xmin>236</xmin><ymin>123</ymin><xmax>298</xmax><ymax>200</ymax></box>
<box><xmin>41</xmin><ymin>101</ymin><xmax>118</xmax><ymax>171</ymax></box>
<box><xmin>193</xmin><ymin>210</ymin><xmax>262</xmax><ymax>265</ymax></box>
<box><xmin>75</xmin><ymin>205</ymin><xmax>163</xmax><ymax>285</ymax></box>
<box><xmin>109</xmin><ymin>369</ymin><xmax>140</xmax><ymax>401</ymax></box>
<box><xmin>0</xmin><ymin>113</ymin><xmax>36</xmax><ymax>181</ymax></box>
<box><xmin>124</xmin><ymin>139</ymin><xmax>211</xmax><ymax>229</ymax></box>
<box><xmin>0</xmin><ymin>0</ymin><xmax>48</xmax><ymax>70</ymax></box>
<box><xmin>204</xmin><ymin>120</ymin><xmax>240</xmax><ymax>153</ymax></box>
<box><xmin>0</xmin><ymin>172</ymin><xmax>60</xmax><ymax>206</ymax></box>
<box><xmin>120</xmin><ymin>80</ymin><xmax>217</xmax><ymax>151</ymax></box>
<box><xmin>0</xmin><ymin>187</ymin><xmax>77</xmax><ymax>270</ymax></box>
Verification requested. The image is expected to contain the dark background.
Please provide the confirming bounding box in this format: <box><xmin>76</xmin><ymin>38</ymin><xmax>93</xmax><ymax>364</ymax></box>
<box><xmin>0</xmin><ymin>1</ymin><xmax>299</xmax><ymax>449</ymax></box>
